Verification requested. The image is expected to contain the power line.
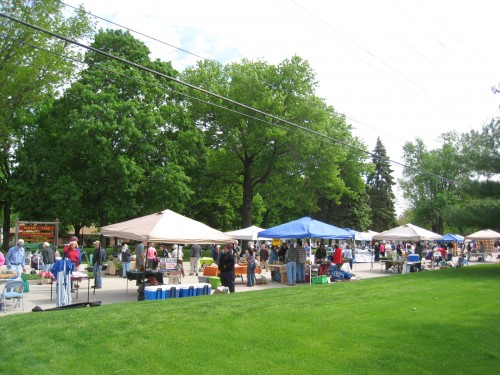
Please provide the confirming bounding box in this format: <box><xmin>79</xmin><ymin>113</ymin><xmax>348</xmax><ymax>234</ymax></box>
<box><xmin>59</xmin><ymin>0</ymin><xmax>423</xmax><ymax>157</ymax></box>
<box><xmin>0</xmin><ymin>11</ymin><xmax>456</xmax><ymax>183</ymax></box>
<box><xmin>59</xmin><ymin>1</ymin><xmax>209</xmax><ymax>62</ymax></box>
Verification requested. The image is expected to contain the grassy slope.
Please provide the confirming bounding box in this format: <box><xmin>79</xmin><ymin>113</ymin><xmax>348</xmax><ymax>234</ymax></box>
<box><xmin>1</xmin><ymin>264</ymin><xmax>499</xmax><ymax>375</ymax></box>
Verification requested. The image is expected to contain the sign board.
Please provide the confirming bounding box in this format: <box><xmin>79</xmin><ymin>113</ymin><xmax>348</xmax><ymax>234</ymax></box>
<box><xmin>157</xmin><ymin>258</ymin><xmax>177</xmax><ymax>272</ymax></box>
<box><xmin>15</xmin><ymin>221</ymin><xmax>59</xmax><ymax>248</ymax></box>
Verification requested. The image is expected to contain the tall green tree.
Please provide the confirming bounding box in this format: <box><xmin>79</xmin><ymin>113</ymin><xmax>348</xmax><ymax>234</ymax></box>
<box><xmin>441</xmin><ymin>120</ymin><xmax>500</xmax><ymax>232</ymax></box>
<box><xmin>0</xmin><ymin>0</ymin><xmax>93</xmax><ymax>249</ymax></box>
<box><xmin>183</xmin><ymin>56</ymin><xmax>370</xmax><ymax>229</ymax></box>
<box><xmin>400</xmin><ymin>134</ymin><xmax>465</xmax><ymax>234</ymax></box>
<box><xmin>12</xmin><ymin>29</ymin><xmax>202</xmax><ymax>233</ymax></box>
<box><xmin>366</xmin><ymin>137</ymin><xmax>397</xmax><ymax>231</ymax></box>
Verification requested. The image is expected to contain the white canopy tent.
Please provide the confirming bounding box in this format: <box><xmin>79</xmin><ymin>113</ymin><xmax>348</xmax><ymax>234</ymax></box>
<box><xmin>354</xmin><ymin>230</ymin><xmax>378</xmax><ymax>242</ymax></box>
<box><xmin>101</xmin><ymin>209</ymin><xmax>235</xmax><ymax>244</ymax></box>
<box><xmin>373</xmin><ymin>223</ymin><xmax>442</xmax><ymax>241</ymax></box>
<box><xmin>224</xmin><ymin>225</ymin><xmax>271</xmax><ymax>241</ymax></box>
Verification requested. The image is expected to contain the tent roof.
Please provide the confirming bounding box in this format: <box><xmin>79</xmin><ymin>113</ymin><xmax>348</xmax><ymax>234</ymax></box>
<box><xmin>465</xmin><ymin>229</ymin><xmax>500</xmax><ymax>240</ymax></box>
<box><xmin>440</xmin><ymin>233</ymin><xmax>465</xmax><ymax>242</ymax></box>
<box><xmin>101</xmin><ymin>209</ymin><xmax>235</xmax><ymax>244</ymax></box>
<box><xmin>350</xmin><ymin>229</ymin><xmax>378</xmax><ymax>241</ymax></box>
<box><xmin>224</xmin><ymin>226</ymin><xmax>271</xmax><ymax>241</ymax></box>
<box><xmin>258</xmin><ymin>217</ymin><xmax>353</xmax><ymax>239</ymax></box>
<box><xmin>373</xmin><ymin>223</ymin><xmax>442</xmax><ymax>241</ymax></box>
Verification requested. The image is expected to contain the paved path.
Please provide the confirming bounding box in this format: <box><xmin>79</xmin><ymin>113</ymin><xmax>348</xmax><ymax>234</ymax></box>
<box><xmin>4</xmin><ymin>258</ymin><xmax>484</xmax><ymax>316</ymax></box>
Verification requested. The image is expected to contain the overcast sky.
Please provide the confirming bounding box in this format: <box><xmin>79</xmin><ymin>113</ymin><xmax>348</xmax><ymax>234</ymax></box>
<box><xmin>63</xmin><ymin>0</ymin><xmax>500</xmax><ymax>213</ymax></box>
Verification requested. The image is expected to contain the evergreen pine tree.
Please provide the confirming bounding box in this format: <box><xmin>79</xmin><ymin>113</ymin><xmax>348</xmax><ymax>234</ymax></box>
<box><xmin>366</xmin><ymin>138</ymin><xmax>397</xmax><ymax>231</ymax></box>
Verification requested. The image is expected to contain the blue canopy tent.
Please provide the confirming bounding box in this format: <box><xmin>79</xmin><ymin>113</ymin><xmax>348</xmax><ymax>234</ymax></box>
<box><xmin>439</xmin><ymin>233</ymin><xmax>464</xmax><ymax>242</ymax></box>
<box><xmin>258</xmin><ymin>217</ymin><xmax>353</xmax><ymax>240</ymax></box>
<box><xmin>258</xmin><ymin>217</ymin><xmax>353</xmax><ymax>285</ymax></box>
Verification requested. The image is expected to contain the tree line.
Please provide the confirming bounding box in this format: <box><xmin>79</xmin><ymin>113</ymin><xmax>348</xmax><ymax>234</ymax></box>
<box><xmin>1</xmin><ymin>1</ymin><xmax>497</xmax><ymax>250</ymax></box>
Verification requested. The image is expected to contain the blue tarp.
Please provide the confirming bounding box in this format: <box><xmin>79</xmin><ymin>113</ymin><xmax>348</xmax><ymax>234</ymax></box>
<box><xmin>439</xmin><ymin>233</ymin><xmax>465</xmax><ymax>242</ymax></box>
<box><xmin>258</xmin><ymin>217</ymin><xmax>354</xmax><ymax>239</ymax></box>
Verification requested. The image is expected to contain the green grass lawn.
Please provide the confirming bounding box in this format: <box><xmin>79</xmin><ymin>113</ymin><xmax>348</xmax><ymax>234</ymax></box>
<box><xmin>1</xmin><ymin>264</ymin><xmax>499</xmax><ymax>374</ymax></box>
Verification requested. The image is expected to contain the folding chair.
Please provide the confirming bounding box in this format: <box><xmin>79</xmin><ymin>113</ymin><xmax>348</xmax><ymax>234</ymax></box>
<box><xmin>1</xmin><ymin>280</ymin><xmax>25</xmax><ymax>313</ymax></box>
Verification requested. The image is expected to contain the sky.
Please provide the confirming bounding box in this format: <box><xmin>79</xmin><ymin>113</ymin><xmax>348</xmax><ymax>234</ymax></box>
<box><xmin>62</xmin><ymin>0</ymin><xmax>500</xmax><ymax>213</ymax></box>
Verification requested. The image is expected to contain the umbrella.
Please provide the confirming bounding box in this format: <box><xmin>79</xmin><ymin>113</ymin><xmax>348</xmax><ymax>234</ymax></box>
<box><xmin>224</xmin><ymin>226</ymin><xmax>271</xmax><ymax>241</ymax></box>
<box><xmin>101</xmin><ymin>209</ymin><xmax>235</xmax><ymax>244</ymax></box>
<box><xmin>258</xmin><ymin>217</ymin><xmax>353</xmax><ymax>239</ymax></box>
<box><xmin>373</xmin><ymin>223</ymin><xmax>442</xmax><ymax>241</ymax></box>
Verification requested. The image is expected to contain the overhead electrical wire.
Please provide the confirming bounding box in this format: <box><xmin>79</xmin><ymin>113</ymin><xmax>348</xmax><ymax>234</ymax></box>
<box><xmin>59</xmin><ymin>1</ymin><xmax>430</xmax><ymax>152</ymax></box>
<box><xmin>0</xmin><ymin>11</ymin><xmax>456</xmax><ymax>183</ymax></box>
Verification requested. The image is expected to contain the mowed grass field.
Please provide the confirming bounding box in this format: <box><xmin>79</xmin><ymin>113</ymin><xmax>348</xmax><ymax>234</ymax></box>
<box><xmin>1</xmin><ymin>264</ymin><xmax>499</xmax><ymax>375</ymax></box>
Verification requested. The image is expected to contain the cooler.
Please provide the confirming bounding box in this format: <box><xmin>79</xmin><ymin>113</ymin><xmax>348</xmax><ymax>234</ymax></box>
<box><xmin>179</xmin><ymin>285</ymin><xmax>196</xmax><ymax>298</ymax></box>
<box><xmin>161</xmin><ymin>285</ymin><xmax>179</xmax><ymax>299</ymax></box>
<box><xmin>408</xmin><ymin>254</ymin><xmax>420</xmax><ymax>262</ymax></box>
<box><xmin>144</xmin><ymin>286</ymin><xmax>163</xmax><ymax>300</ymax></box>
<box><xmin>194</xmin><ymin>283</ymin><xmax>211</xmax><ymax>296</ymax></box>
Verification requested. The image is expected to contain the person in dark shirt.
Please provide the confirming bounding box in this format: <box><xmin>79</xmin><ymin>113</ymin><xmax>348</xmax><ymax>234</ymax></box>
<box><xmin>218</xmin><ymin>244</ymin><xmax>236</xmax><ymax>293</ymax></box>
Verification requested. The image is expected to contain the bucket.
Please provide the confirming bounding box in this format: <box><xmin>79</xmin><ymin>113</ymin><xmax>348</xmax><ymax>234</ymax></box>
<box><xmin>207</xmin><ymin>276</ymin><xmax>221</xmax><ymax>289</ymax></box>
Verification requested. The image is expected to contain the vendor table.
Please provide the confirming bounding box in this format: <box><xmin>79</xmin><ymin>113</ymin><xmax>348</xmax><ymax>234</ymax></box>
<box><xmin>0</xmin><ymin>273</ymin><xmax>17</xmax><ymax>279</ymax></box>
<box><xmin>203</xmin><ymin>265</ymin><xmax>219</xmax><ymax>276</ymax></box>
<box><xmin>202</xmin><ymin>264</ymin><xmax>261</xmax><ymax>282</ymax></box>
<box><xmin>268</xmin><ymin>264</ymin><xmax>288</xmax><ymax>284</ymax></box>
<box><xmin>381</xmin><ymin>260</ymin><xmax>405</xmax><ymax>274</ymax></box>
<box><xmin>469</xmin><ymin>253</ymin><xmax>488</xmax><ymax>261</ymax></box>
<box><xmin>50</xmin><ymin>273</ymin><xmax>90</xmax><ymax>301</ymax></box>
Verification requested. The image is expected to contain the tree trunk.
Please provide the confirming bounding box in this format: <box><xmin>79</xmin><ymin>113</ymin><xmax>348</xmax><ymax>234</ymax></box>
<box><xmin>241</xmin><ymin>161</ymin><xmax>253</xmax><ymax>229</ymax></box>
<box><xmin>2</xmin><ymin>201</ymin><xmax>11</xmax><ymax>251</ymax></box>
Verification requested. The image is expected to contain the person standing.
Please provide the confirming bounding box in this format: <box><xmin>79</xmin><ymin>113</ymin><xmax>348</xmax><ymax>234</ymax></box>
<box><xmin>269</xmin><ymin>245</ymin><xmax>279</xmax><ymax>281</ymax></box>
<box><xmin>259</xmin><ymin>243</ymin><xmax>269</xmax><ymax>274</ymax></box>
<box><xmin>374</xmin><ymin>242</ymin><xmax>380</xmax><ymax>262</ymax></box>
<box><xmin>190</xmin><ymin>243</ymin><xmax>201</xmax><ymax>276</ymax></box>
<box><xmin>296</xmin><ymin>239</ymin><xmax>306</xmax><ymax>283</ymax></box>
<box><xmin>246</xmin><ymin>248</ymin><xmax>257</xmax><ymax>287</ymax></box>
<box><xmin>218</xmin><ymin>244</ymin><xmax>236</xmax><ymax>293</ymax></box>
<box><xmin>333</xmin><ymin>244</ymin><xmax>343</xmax><ymax>270</ymax></box>
<box><xmin>278</xmin><ymin>242</ymin><xmax>289</xmax><ymax>263</ymax></box>
<box><xmin>63</xmin><ymin>240</ymin><xmax>80</xmax><ymax>271</ymax></box>
<box><xmin>171</xmin><ymin>244</ymin><xmax>185</xmax><ymax>277</ymax></box>
<box><xmin>0</xmin><ymin>250</ymin><xmax>5</xmax><ymax>266</ymax></box>
<box><xmin>39</xmin><ymin>242</ymin><xmax>55</xmax><ymax>284</ymax></box>
<box><xmin>285</xmin><ymin>242</ymin><xmax>298</xmax><ymax>286</ymax></box>
<box><xmin>6</xmin><ymin>239</ymin><xmax>26</xmax><ymax>278</ymax></box>
<box><xmin>92</xmin><ymin>240</ymin><xmax>106</xmax><ymax>289</ymax></box>
<box><xmin>315</xmin><ymin>243</ymin><xmax>327</xmax><ymax>264</ymax></box>
<box><xmin>121</xmin><ymin>244</ymin><xmax>131</xmax><ymax>278</ymax></box>
<box><xmin>212</xmin><ymin>244</ymin><xmax>221</xmax><ymax>264</ymax></box>
<box><xmin>63</xmin><ymin>236</ymin><xmax>82</xmax><ymax>267</ymax></box>
<box><xmin>146</xmin><ymin>243</ymin><xmax>157</xmax><ymax>269</ymax></box>
<box><xmin>380</xmin><ymin>241</ymin><xmax>386</xmax><ymax>258</ymax></box>
<box><xmin>343</xmin><ymin>244</ymin><xmax>353</xmax><ymax>271</ymax></box>
<box><xmin>135</xmin><ymin>241</ymin><xmax>146</xmax><ymax>271</ymax></box>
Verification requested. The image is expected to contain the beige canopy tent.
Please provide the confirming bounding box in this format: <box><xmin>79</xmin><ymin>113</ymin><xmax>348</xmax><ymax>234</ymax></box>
<box><xmin>465</xmin><ymin>229</ymin><xmax>500</xmax><ymax>254</ymax></box>
<box><xmin>465</xmin><ymin>229</ymin><xmax>500</xmax><ymax>240</ymax></box>
<box><xmin>373</xmin><ymin>223</ymin><xmax>442</xmax><ymax>241</ymax></box>
<box><xmin>101</xmin><ymin>209</ymin><xmax>235</xmax><ymax>244</ymax></box>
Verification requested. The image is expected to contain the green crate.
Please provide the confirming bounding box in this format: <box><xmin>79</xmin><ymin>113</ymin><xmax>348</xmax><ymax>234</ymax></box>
<box><xmin>312</xmin><ymin>275</ymin><xmax>327</xmax><ymax>284</ymax></box>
